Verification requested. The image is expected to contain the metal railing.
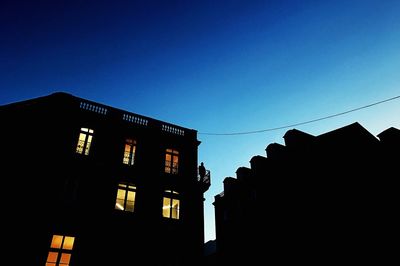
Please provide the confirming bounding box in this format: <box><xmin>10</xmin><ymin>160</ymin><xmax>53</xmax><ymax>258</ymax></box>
<box><xmin>198</xmin><ymin>170</ymin><xmax>211</xmax><ymax>185</ymax></box>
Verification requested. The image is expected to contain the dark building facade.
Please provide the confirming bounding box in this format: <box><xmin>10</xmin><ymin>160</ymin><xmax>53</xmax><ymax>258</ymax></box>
<box><xmin>213</xmin><ymin>122</ymin><xmax>399</xmax><ymax>264</ymax></box>
<box><xmin>1</xmin><ymin>92</ymin><xmax>210</xmax><ymax>266</ymax></box>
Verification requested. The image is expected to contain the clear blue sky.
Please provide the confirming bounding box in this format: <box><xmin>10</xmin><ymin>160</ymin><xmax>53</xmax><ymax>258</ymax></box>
<box><xmin>1</xmin><ymin>0</ymin><xmax>399</xmax><ymax>242</ymax></box>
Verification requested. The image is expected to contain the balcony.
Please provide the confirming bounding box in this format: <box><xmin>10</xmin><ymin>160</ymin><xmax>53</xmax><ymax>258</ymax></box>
<box><xmin>198</xmin><ymin>170</ymin><xmax>211</xmax><ymax>192</ymax></box>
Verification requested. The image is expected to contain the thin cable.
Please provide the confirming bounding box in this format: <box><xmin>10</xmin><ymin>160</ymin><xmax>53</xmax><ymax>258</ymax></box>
<box><xmin>199</xmin><ymin>95</ymin><xmax>400</xmax><ymax>136</ymax></box>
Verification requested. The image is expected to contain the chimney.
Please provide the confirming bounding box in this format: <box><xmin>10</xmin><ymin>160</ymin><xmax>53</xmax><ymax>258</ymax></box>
<box><xmin>223</xmin><ymin>177</ymin><xmax>237</xmax><ymax>197</ymax></box>
<box><xmin>236</xmin><ymin>167</ymin><xmax>252</xmax><ymax>183</ymax></box>
<box><xmin>265</xmin><ymin>142</ymin><xmax>286</xmax><ymax>158</ymax></box>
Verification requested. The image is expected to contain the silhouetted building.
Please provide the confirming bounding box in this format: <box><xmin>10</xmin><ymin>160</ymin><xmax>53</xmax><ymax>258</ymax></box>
<box><xmin>213</xmin><ymin>122</ymin><xmax>399</xmax><ymax>264</ymax></box>
<box><xmin>203</xmin><ymin>240</ymin><xmax>217</xmax><ymax>266</ymax></box>
<box><xmin>0</xmin><ymin>92</ymin><xmax>210</xmax><ymax>266</ymax></box>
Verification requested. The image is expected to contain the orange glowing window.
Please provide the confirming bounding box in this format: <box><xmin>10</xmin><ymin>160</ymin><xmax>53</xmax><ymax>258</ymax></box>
<box><xmin>162</xmin><ymin>190</ymin><xmax>180</xmax><ymax>219</ymax></box>
<box><xmin>46</xmin><ymin>235</ymin><xmax>75</xmax><ymax>266</ymax></box>
<box><xmin>123</xmin><ymin>138</ymin><xmax>136</xmax><ymax>165</ymax></box>
<box><xmin>75</xmin><ymin>127</ymin><xmax>94</xmax><ymax>155</ymax></box>
<box><xmin>115</xmin><ymin>183</ymin><xmax>136</xmax><ymax>212</ymax></box>
<box><xmin>165</xmin><ymin>148</ymin><xmax>179</xmax><ymax>174</ymax></box>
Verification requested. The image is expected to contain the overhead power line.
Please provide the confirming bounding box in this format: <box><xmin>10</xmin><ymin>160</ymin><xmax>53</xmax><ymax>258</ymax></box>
<box><xmin>199</xmin><ymin>95</ymin><xmax>400</xmax><ymax>136</ymax></box>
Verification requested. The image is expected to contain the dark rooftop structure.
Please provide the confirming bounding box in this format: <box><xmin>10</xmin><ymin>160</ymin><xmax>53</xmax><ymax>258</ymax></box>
<box><xmin>213</xmin><ymin>122</ymin><xmax>399</xmax><ymax>264</ymax></box>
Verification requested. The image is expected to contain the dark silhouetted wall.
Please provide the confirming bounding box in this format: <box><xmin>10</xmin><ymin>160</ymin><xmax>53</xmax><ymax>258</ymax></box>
<box><xmin>213</xmin><ymin>122</ymin><xmax>399</xmax><ymax>264</ymax></box>
<box><xmin>1</xmin><ymin>92</ymin><xmax>210</xmax><ymax>266</ymax></box>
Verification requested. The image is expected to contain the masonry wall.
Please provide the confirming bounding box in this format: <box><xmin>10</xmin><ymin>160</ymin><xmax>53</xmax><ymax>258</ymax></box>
<box><xmin>1</xmin><ymin>92</ymin><xmax>207</xmax><ymax>266</ymax></box>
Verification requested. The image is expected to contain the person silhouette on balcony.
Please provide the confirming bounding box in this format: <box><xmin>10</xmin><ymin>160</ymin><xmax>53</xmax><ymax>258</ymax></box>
<box><xmin>199</xmin><ymin>162</ymin><xmax>206</xmax><ymax>181</ymax></box>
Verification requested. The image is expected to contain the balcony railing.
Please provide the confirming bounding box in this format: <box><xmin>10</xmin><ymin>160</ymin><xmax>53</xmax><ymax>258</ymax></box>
<box><xmin>122</xmin><ymin>113</ymin><xmax>149</xmax><ymax>126</ymax></box>
<box><xmin>80</xmin><ymin>101</ymin><xmax>108</xmax><ymax>115</ymax></box>
<box><xmin>162</xmin><ymin>124</ymin><xmax>185</xmax><ymax>136</ymax></box>
<box><xmin>77</xmin><ymin>98</ymin><xmax>191</xmax><ymax>137</ymax></box>
<box><xmin>198</xmin><ymin>170</ymin><xmax>211</xmax><ymax>192</ymax></box>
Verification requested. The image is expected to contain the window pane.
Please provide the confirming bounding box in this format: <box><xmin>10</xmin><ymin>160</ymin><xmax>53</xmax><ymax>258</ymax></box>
<box><xmin>116</xmin><ymin>185</ymin><xmax>126</xmax><ymax>210</ymax></box>
<box><xmin>172</xmin><ymin>199</ymin><xmax>180</xmax><ymax>207</ymax></box>
<box><xmin>60</xmin><ymin>253</ymin><xmax>71</xmax><ymax>264</ymax></box>
<box><xmin>63</xmin><ymin>236</ymin><xmax>75</xmax><ymax>250</ymax></box>
<box><xmin>172</xmin><ymin>162</ymin><xmax>178</xmax><ymax>174</ymax></box>
<box><xmin>76</xmin><ymin>133</ymin><xmax>86</xmax><ymax>154</ymax></box>
<box><xmin>165</xmin><ymin>152</ymin><xmax>172</xmax><ymax>173</ymax></box>
<box><xmin>85</xmin><ymin>135</ymin><xmax>93</xmax><ymax>155</ymax></box>
<box><xmin>172</xmin><ymin>165</ymin><xmax>178</xmax><ymax>172</ymax></box>
<box><xmin>47</xmin><ymin>252</ymin><xmax>58</xmax><ymax>263</ymax></box>
<box><xmin>46</xmin><ymin>263</ymin><xmax>56</xmax><ymax>266</ymax></box>
<box><xmin>165</xmin><ymin>154</ymin><xmax>171</xmax><ymax>164</ymax></box>
<box><xmin>51</xmin><ymin>235</ymin><xmax>63</xmax><ymax>249</ymax></box>
<box><xmin>117</xmin><ymin>189</ymin><xmax>126</xmax><ymax>201</ymax></box>
<box><xmin>163</xmin><ymin>198</ymin><xmax>171</xmax><ymax>218</ymax></box>
<box><xmin>126</xmin><ymin>191</ymin><xmax>135</xmax><ymax>212</ymax></box>
<box><xmin>81</xmin><ymin>128</ymin><xmax>88</xmax><ymax>132</ymax></box>
<box><xmin>172</xmin><ymin>208</ymin><xmax>179</xmax><ymax>219</ymax></box>
<box><xmin>123</xmin><ymin>139</ymin><xmax>135</xmax><ymax>165</ymax></box>
<box><xmin>123</xmin><ymin>144</ymin><xmax>131</xmax><ymax>165</ymax></box>
<box><xmin>127</xmin><ymin>191</ymin><xmax>136</xmax><ymax>202</ymax></box>
<box><xmin>115</xmin><ymin>199</ymin><xmax>125</xmax><ymax>210</ymax></box>
<box><xmin>126</xmin><ymin>200</ymin><xmax>134</xmax><ymax>212</ymax></box>
<box><xmin>165</xmin><ymin>165</ymin><xmax>171</xmax><ymax>173</ymax></box>
<box><xmin>172</xmin><ymin>199</ymin><xmax>180</xmax><ymax>219</ymax></box>
<box><xmin>130</xmin><ymin>145</ymin><xmax>136</xmax><ymax>165</ymax></box>
<box><xmin>78</xmin><ymin>133</ymin><xmax>87</xmax><ymax>142</ymax></box>
<box><xmin>169</xmin><ymin>152</ymin><xmax>178</xmax><ymax>174</ymax></box>
<box><xmin>118</xmin><ymin>183</ymin><xmax>127</xmax><ymax>189</ymax></box>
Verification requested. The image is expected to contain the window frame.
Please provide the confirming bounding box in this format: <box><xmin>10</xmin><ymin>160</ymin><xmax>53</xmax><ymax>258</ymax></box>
<box><xmin>75</xmin><ymin>127</ymin><xmax>94</xmax><ymax>155</ymax></box>
<box><xmin>46</xmin><ymin>234</ymin><xmax>75</xmax><ymax>266</ymax></box>
<box><xmin>122</xmin><ymin>138</ymin><xmax>137</xmax><ymax>166</ymax></box>
<box><xmin>162</xmin><ymin>190</ymin><xmax>180</xmax><ymax>220</ymax></box>
<box><xmin>115</xmin><ymin>182</ymin><xmax>137</xmax><ymax>213</ymax></box>
<box><xmin>165</xmin><ymin>148</ymin><xmax>179</xmax><ymax>174</ymax></box>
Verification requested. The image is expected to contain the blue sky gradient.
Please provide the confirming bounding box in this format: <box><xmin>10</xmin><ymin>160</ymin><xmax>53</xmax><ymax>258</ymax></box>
<box><xmin>1</xmin><ymin>0</ymin><xmax>399</xmax><ymax>242</ymax></box>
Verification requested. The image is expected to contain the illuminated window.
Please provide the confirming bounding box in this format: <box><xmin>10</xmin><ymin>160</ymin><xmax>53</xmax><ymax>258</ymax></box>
<box><xmin>75</xmin><ymin>127</ymin><xmax>94</xmax><ymax>155</ymax></box>
<box><xmin>162</xmin><ymin>190</ymin><xmax>180</xmax><ymax>219</ymax></box>
<box><xmin>46</xmin><ymin>235</ymin><xmax>75</xmax><ymax>266</ymax></box>
<box><xmin>165</xmin><ymin>149</ymin><xmax>179</xmax><ymax>174</ymax></box>
<box><xmin>115</xmin><ymin>183</ymin><xmax>136</xmax><ymax>212</ymax></box>
<box><xmin>123</xmin><ymin>138</ymin><xmax>136</xmax><ymax>165</ymax></box>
